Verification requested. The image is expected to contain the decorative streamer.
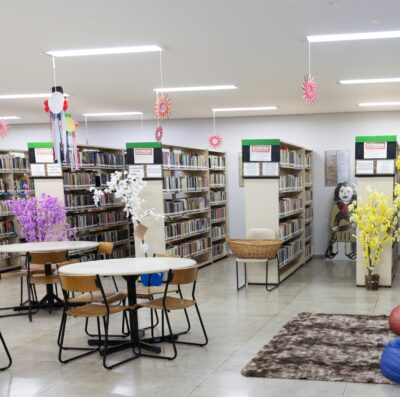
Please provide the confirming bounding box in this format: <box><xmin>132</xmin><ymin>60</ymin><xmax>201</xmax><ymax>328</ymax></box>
<box><xmin>154</xmin><ymin>51</ymin><xmax>170</xmax><ymax>139</ymax></box>
<box><xmin>208</xmin><ymin>110</ymin><xmax>223</xmax><ymax>149</ymax></box>
<box><xmin>302</xmin><ymin>41</ymin><xmax>317</xmax><ymax>103</ymax></box>
<box><xmin>84</xmin><ymin>115</ymin><xmax>89</xmax><ymax>145</ymax></box>
<box><xmin>155</xmin><ymin>125</ymin><xmax>163</xmax><ymax>142</ymax></box>
<box><xmin>0</xmin><ymin>119</ymin><xmax>9</xmax><ymax>138</ymax></box>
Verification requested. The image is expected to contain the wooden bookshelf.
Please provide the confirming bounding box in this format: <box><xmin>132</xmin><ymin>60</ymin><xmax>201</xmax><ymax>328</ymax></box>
<box><xmin>63</xmin><ymin>145</ymin><xmax>133</xmax><ymax>259</ymax></box>
<box><xmin>0</xmin><ymin>150</ymin><xmax>34</xmax><ymax>272</ymax></box>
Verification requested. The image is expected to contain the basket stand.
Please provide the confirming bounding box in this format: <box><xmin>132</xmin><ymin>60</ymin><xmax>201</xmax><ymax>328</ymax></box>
<box><xmin>235</xmin><ymin>255</ymin><xmax>280</xmax><ymax>292</ymax></box>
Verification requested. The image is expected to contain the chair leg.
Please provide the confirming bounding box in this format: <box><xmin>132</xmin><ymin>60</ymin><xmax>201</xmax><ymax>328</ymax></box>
<box><xmin>0</xmin><ymin>332</ymin><xmax>12</xmax><ymax>370</ymax></box>
<box><xmin>58</xmin><ymin>313</ymin><xmax>100</xmax><ymax>364</ymax></box>
<box><xmin>174</xmin><ymin>304</ymin><xmax>208</xmax><ymax>347</ymax></box>
<box><xmin>266</xmin><ymin>257</ymin><xmax>279</xmax><ymax>292</ymax></box>
<box><xmin>236</xmin><ymin>261</ymin><xmax>247</xmax><ymax>290</ymax></box>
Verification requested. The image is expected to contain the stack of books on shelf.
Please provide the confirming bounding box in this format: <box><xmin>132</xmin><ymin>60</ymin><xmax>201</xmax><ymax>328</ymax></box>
<box><xmin>165</xmin><ymin>217</ymin><xmax>209</xmax><ymax>242</ymax></box>
<box><xmin>164</xmin><ymin>197</ymin><xmax>209</xmax><ymax>215</ymax></box>
<box><xmin>211</xmin><ymin>207</ymin><xmax>226</xmax><ymax>223</ymax></box>
<box><xmin>163</xmin><ymin>150</ymin><xmax>207</xmax><ymax>169</ymax></box>
<box><xmin>210</xmin><ymin>191</ymin><xmax>226</xmax><ymax>205</ymax></box>
<box><xmin>305</xmin><ymin>152</ymin><xmax>312</xmax><ymax>169</ymax></box>
<box><xmin>96</xmin><ymin>152</ymin><xmax>124</xmax><ymax>168</ymax></box>
<box><xmin>0</xmin><ymin>220</ymin><xmax>15</xmax><ymax>237</ymax></box>
<box><xmin>280</xmin><ymin>147</ymin><xmax>303</xmax><ymax>167</ymax></box>
<box><xmin>279</xmin><ymin>197</ymin><xmax>303</xmax><ymax>217</ymax></box>
<box><xmin>0</xmin><ymin>155</ymin><xmax>11</xmax><ymax>171</ymax></box>
<box><xmin>0</xmin><ymin>202</ymin><xmax>12</xmax><ymax>215</ymax></box>
<box><xmin>166</xmin><ymin>237</ymin><xmax>210</xmax><ymax>257</ymax></box>
<box><xmin>212</xmin><ymin>241</ymin><xmax>228</xmax><ymax>258</ymax></box>
<box><xmin>210</xmin><ymin>173</ymin><xmax>225</xmax><ymax>187</ymax></box>
<box><xmin>14</xmin><ymin>178</ymin><xmax>34</xmax><ymax>193</ymax></box>
<box><xmin>163</xmin><ymin>176</ymin><xmax>208</xmax><ymax>192</ymax></box>
<box><xmin>11</xmin><ymin>156</ymin><xmax>29</xmax><ymax>170</ymax></box>
<box><xmin>65</xmin><ymin>193</ymin><xmax>94</xmax><ymax>209</ymax></box>
<box><xmin>305</xmin><ymin>223</ymin><xmax>313</xmax><ymax>242</ymax></box>
<box><xmin>211</xmin><ymin>224</ymin><xmax>226</xmax><ymax>241</ymax></box>
<box><xmin>208</xmin><ymin>155</ymin><xmax>225</xmax><ymax>169</ymax></box>
<box><xmin>64</xmin><ymin>172</ymin><xmax>96</xmax><ymax>188</ymax></box>
<box><xmin>80</xmin><ymin>228</ymin><xmax>129</xmax><ymax>244</ymax></box>
<box><xmin>278</xmin><ymin>239</ymin><xmax>302</xmax><ymax>267</ymax></box>
<box><xmin>279</xmin><ymin>218</ymin><xmax>302</xmax><ymax>240</ymax></box>
<box><xmin>0</xmin><ymin>179</ymin><xmax>10</xmax><ymax>193</ymax></box>
<box><xmin>305</xmin><ymin>242</ymin><xmax>313</xmax><ymax>261</ymax></box>
<box><xmin>68</xmin><ymin>210</ymin><xmax>127</xmax><ymax>232</ymax></box>
<box><xmin>305</xmin><ymin>173</ymin><xmax>312</xmax><ymax>186</ymax></box>
<box><xmin>279</xmin><ymin>175</ymin><xmax>302</xmax><ymax>192</ymax></box>
<box><xmin>305</xmin><ymin>207</ymin><xmax>313</xmax><ymax>222</ymax></box>
<box><xmin>305</xmin><ymin>190</ymin><xmax>313</xmax><ymax>204</ymax></box>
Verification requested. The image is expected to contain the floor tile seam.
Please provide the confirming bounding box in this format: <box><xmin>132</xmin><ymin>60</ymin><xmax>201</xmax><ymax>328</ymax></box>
<box><xmin>341</xmin><ymin>382</ymin><xmax>348</xmax><ymax>396</ymax></box>
<box><xmin>372</xmin><ymin>289</ymin><xmax>382</xmax><ymax>314</ymax></box>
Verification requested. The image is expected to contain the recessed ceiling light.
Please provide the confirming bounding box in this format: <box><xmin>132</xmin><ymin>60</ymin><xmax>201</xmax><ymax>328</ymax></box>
<box><xmin>46</xmin><ymin>45</ymin><xmax>163</xmax><ymax>58</ymax></box>
<box><xmin>0</xmin><ymin>93</ymin><xmax>69</xmax><ymax>99</ymax></box>
<box><xmin>212</xmin><ymin>106</ymin><xmax>278</xmax><ymax>112</ymax></box>
<box><xmin>0</xmin><ymin>116</ymin><xmax>21</xmax><ymax>120</ymax></box>
<box><xmin>83</xmin><ymin>112</ymin><xmax>143</xmax><ymax>117</ymax></box>
<box><xmin>358</xmin><ymin>102</ymin><xmax>400</xmax><ymax>107</ymax></box>
<box><xmin>307</xmin><ymin>30</ymin><xmax>400</xmax><ymax>43</ymax></box>
<box><xmin>153</xmin><ymin>85</ymin><xmax>237</xmax><ymax>93</ymax></box>
<box><xmin>339</xmin><ymin>77</ymin><xmax>400</xmax><ymax>85</ymax></box>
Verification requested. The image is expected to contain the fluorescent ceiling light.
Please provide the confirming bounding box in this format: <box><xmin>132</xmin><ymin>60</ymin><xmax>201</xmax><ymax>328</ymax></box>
<box><xmin>339</xmin><ymin>77</ymin><xmax>400</xmax><ymax>85</ymax></box>
<box><xmin>153</xmin><ymin>85</ymin><xmax>237</xmax><ymax>93</ymax></box>
<box><xmin>83</xmin><ymin>112</ymin><xmax>143</xmax><ymax>117</ymax></box>
<box><xmin>212</xmin><ymin>106</ymin><xmax>278</xmax><ymax>112</ymax></box>
<box><xmin>0</xmin><ymin>93</ymin><xmax>69</xmax><ymax>99</ymax></box>
<box><xmin>359</xmin><ymin>102</ymin><xmax>400</xmax><ymax>107</ymax></box>
<box><xmin>46</xmin><ymin>45</ymin><xmax>162</xmax><ymax>58</ymax></box>
<box><xmin>307</xmin><ymin>30</ymin><xmax>400</xmax><ymax>43</ymax></box>
<box><xmin>0</xmin><ymin>116</ymin><xmax>21</xmax><ymax>120</ymax></box>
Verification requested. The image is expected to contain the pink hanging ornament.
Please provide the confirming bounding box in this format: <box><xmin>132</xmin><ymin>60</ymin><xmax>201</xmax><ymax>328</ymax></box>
<box><xmin>302</xmin><ymin>75</ymin><xmax>316</xmax><ymax>103</ymax></box>
<box><xmin>208</xmin><ymin>134</ymin><xmax>223</xmax><ymax>150</ymax></box>
<box><xmin>0</xmin><ymin>119</ymin><xmax>9</xmax><ymax>138</ymax></box>
<box><xmin>155</xmin><ymin>125</ymin><xmax>163</xmax><ymax>142</ymax></box>
<box><xmin>155</xmin><ymin>94</ymin><xmax>171</xmax><ymax>120</ymax></box>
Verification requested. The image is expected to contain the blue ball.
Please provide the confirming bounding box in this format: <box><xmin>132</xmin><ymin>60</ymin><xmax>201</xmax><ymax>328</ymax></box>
<box><xmin>381</xmin><ymin>338</ymin><xmax>400</xmax><ymax>383</ymax></box>
<box><xmin>140</xmin><ymin>272</ymin><xmax>163</xmax><ymax>287</ymax></box>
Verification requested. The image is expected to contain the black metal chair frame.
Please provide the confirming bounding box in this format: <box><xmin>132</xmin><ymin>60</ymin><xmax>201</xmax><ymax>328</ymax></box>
<box><xmin>0</xmin><ymin>331</ymin><xmax>12</xmax><ymax>370</ymax></box>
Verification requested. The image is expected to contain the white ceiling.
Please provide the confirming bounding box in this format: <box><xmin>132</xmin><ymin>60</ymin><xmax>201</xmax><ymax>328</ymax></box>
<box><xmin>2</xmin><ymin>0</ymin><xmax>400</xmax><ymax>123</ymax></box>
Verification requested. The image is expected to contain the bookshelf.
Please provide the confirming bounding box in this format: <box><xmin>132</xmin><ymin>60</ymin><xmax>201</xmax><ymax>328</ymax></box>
<box><xmin>0</xmin><ymin>150</ymin><xmax>33</xmax><ymax>271</ymax></box>
<box><xmin>243</xmin><ymin>140</ymin><xmax>313</xmax><ymax>287</ymax></box>
<box><xmin>63</xmin><ymin>145</ymin><xmax>132</xmax><ymax>259</ymax></box>
<box><xmin>209</xmin><ymin>150</ymin><xmax>228</xmax><ymax>261</ymax></box>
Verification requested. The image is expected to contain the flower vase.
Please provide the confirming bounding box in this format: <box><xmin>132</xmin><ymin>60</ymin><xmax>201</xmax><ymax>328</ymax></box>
<box><xmin>365</xmin><ymin>274</ymin><xmax>379</xmax><ymax>290</ymax></box>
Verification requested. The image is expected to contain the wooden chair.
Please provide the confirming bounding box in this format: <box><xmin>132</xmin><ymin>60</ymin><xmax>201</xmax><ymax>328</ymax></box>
<box><xmin>0</xmin><ymin>332</ymin><xmax>12</xmax><ymax>370</ymax></box>
<box><xmin>58</xmin><ymin>274</ymin><xmax>138</xmax><ymax>370</ymax></box>
<box><xmin>138</xmin><ymin>266</ymin><xmax>208</xmax><ymax>360</ymax></box>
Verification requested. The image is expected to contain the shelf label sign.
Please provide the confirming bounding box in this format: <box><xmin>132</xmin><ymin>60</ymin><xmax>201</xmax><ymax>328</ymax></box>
<box><xmin>364</xmin><ymin>142</ymin><xmax>387</xmax><ymax>159</ymax></box>
<box><xmin>250</xmin><ymin>145</ymin><xmax>271</xmax><ymax>162</ymax></box>
<box><xmin>27</xmin><ymin>142</ymin><xmax>54</xmax><ymax>164</ymax></box>
<box><xmin>126</xmin><ymin>142</ymin><xmax>163</xmax><ymax>165</ymax></box>
<box><xmin>134</xmin><ymin>148</ymin><xmax>154</xmax><ymax>164</ymax></box>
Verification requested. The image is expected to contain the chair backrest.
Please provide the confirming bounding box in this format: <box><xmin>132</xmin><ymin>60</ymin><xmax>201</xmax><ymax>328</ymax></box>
<box><xmin>153</xmin><ymin>253</ymin><xmax>180</xmax><ymax>258</ymax></box>
<box><xmin>168</xmin><ymin>267</ymin><xmax>198</xmax><ymax>285</ymax></box>
<box><xmin>30</xmin><ymin>251</ymin><xmax>68</xmax><ymax>265</ymax></box>
<box><xmin>97</xmin><ymin>242</ymin><xmax>114</xmax><ymax>255</ymax></box>
<box><xmin>247</xmin><ymin>228</ymin><xmax>275</xmax><ymax>240</ymax></box>
<box><xmin>59</xmin><ymin>274</ymin><xmax>99</xmax><ymax>293</ymax></box>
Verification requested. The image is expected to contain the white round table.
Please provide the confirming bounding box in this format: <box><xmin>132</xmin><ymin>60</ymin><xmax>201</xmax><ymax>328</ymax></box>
<box><xmin>60</xmin><ymin>257</ymin><xmax>197</xmax><ymax>358</ymax></box>
<box><xmin>0</xmin><ymin>241</ymin><xmax>99</xmax><ymax>321</ymax></box>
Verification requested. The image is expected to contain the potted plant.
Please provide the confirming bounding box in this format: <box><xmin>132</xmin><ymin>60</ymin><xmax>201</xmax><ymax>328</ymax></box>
<box><xmin>349</xmin><ymin>187</ymin><xmax>400</xmax><ymax>290</ymax></box>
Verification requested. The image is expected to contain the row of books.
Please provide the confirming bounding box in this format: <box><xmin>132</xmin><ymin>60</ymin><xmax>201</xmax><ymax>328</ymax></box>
<box><xmin>209</xmin><ymin>155</ymin><xmax>225</xmax><ymax>168</ymax></box>
<box><xmin>279</xmin><ymin>198</ymin><xmax>303</xmax><ymax>214</ymax></box>
<box><xmin>0</xmin><ymin>241</ymin><xmax>9</xmax><ymax>258</ymax></box>
<box><xmin>210</xmin><ymin>191</ymin><xmax>226</xmax><ymax>203</ymax></box>
<box><xmin>211</xmin><ymin>207</ymin><xmax>226</xmax><ymax>221</ymax></box>
<box><xmin>164</xmin><ymin>197</ymin><xmax>209</xmax><ymax>214</ymax></box>
<box><xmin>80</xmin><ymin>228</ymin><xmax>129</xmax><ymax>243</ymax></box>
<box><xmin>15</xmin><ymin>178</ymin><xmax>34</xmax><ymax>192</ymax></box>
<box><xmin>0</xmin><ymin>179</ymin><xmax>11</xmax><ymax>192</ymax></box>
<box><xmin>305</xmin><ymin>173</ymin><xmax>312</xmax><ymax>184</ymax></box>
<box><xmin>166</xmin><ymin>237</ymin><xmax>209</xmax><ymax>257</ymax></box>
<box><xmin>0</xmin><ymin>202</ymin><xmax>12</xmax><ymax>214</ymax></box>
<box><xmin>0</xmin><ymin>155</ymin><xmax>29</xmax><ymax>171</ymax></box>
<box><xmin>279</xmin><ymin>218</ymin><xmax>302</xmax><ymax>239</ymax></box>
<box><xmin>278</xmin><ymin>239</ymin><xmax>302</xmax><ymax>264</ymax></box>
<box><xmin>305</xmin><ymin>190</ymin><xmax>313</xmax><ymax>202</ymax></box>
<box><xmin>305</xmin><ymin>152</ymin><xmax>312</xmax><ymax>169</ymax></box>
<box><xmin>165</xmin><ymin>217</ymin><xmax>209</xmax><ymax>241</ymax></box>
<box><xmin>280</xmin><ymin>148</ymin><xmax>302</xmax><ymax>166</ymax></box>
<box><xmin>163</xmin><ymin>150</ymin><xmax>207</xmax><ymax>168</ymax></box>
<box><xmin>279</xmin><ymin>175</ymin><xmax>302</xmax><ymax>190</ymax></box>
<box><xmin>64</xmin><ymin>172</ymin><xmax>96</xmax><ymax>186</ymax></box>
<box><xmin>305</xmin><ymin>223</ymin><xmax>313</xmax><ymax>239</ymax></box>
<box><xmin>211</xmin><ymin>224</ymin><xmax>226</xmax><ymax>240</ymax></box>
<box><xmin>210</xmin><ymin>173</ymin><xmax>225</xmax><ymax>185</ymax></box>
<box><xmin>67</xmin><ymin>210</ymin><xmax>127</xmax><ymax>230</ymax></box>
<box><xmin>79</xmin><ymin>151</ymin><xmax>124</xmax><ymax>167</ymax></box>
<box><xmin>305</xmin><ymin>207</ymin><xmax>313</xmax><ymax>220</ymax></box>
<box><xmin>65</xmin><ymin>192</ymin><xmax>117</xmax><ymax>208</ymax></box>
<box><xmin>0</xmin><ymin>220</ymin><xmax>14</xmax><ymax>235</ymax></box>
<box><xmin>163</xmin><ymin>176</ymin><xmax>208</xmax><ymax>191</ymax></box>
<box><xmin>212</xmin><ymin>241</ymin><xmax>227</xmax><ymax>257</ymax></box>
<box><xmin>305</xmin><ymin>242</ymin><xmax>313</xmax><ymax>259</ymax></box>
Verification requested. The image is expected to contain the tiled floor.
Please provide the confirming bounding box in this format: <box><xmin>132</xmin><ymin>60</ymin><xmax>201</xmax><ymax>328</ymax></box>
<box><xmin>0</xmin><ymin>257</ymin><xmax>399</xmax><ymax>396</ymax></box>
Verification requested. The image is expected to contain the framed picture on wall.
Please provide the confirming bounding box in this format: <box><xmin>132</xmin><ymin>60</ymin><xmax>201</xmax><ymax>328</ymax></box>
<box><xmin>325</xmin><ymin>150</ymin><xmax>350</xmax><ymax>186</ymax></box>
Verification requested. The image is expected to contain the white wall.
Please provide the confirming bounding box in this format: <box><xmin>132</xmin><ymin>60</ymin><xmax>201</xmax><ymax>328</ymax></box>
<box><xmin>4</xmin><ymin>110</ymin><xmax>400</xmax><ymax>255</ymax></box>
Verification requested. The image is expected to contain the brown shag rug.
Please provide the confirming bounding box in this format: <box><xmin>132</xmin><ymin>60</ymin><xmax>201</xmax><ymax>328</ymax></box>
<box><xmin>242</xmin><ymin>312</ymin><xmax>395</xmax><ymax>384</ymax></box>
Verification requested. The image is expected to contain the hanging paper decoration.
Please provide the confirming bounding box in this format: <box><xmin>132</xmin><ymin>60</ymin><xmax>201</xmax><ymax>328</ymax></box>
<box><xmin>155</xmin><ymin>94</ymin><xmax>171</xmax><ymax>120</ymax></box>
<box><xmin>0</xmin><ymin>119</ymin><xmax>9</xmax><ymax>138</ymax></box>
<box><xmin>43</xmin><ymin>86</ymin><xmax>70</xmax><ymax>166</ymax></box>
<box><xmin>208</xmin><ymin>134</ymin><xmax>223</xmax><ymax>150</ymax></box>
<box><xmin>155</xmin><ymin>125</ymin><xmax>163</xmax><ymax>142</ymax></box>
<box><xmin>65</xmin><ymin>113</ymin><xmax>79</xmax><ymax>171</ymax></box>
<box><xmin>302</xmin><ymin>75</ymin><xmax>316</xmax><ymax>104</ymax></box>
